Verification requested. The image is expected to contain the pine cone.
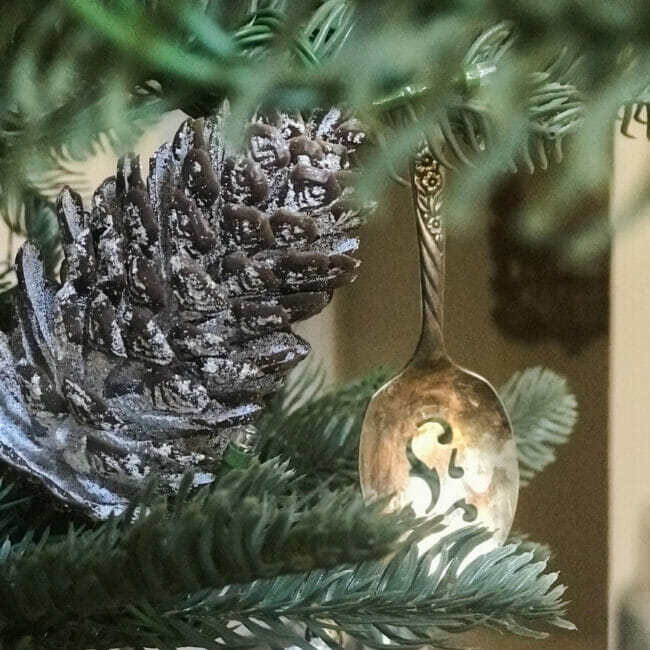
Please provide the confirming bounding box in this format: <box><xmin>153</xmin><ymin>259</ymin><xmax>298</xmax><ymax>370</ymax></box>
<box><xmin>0</xmin><ymin>105</ymin><xmax>370</xmax><ymax>518</ymax></box>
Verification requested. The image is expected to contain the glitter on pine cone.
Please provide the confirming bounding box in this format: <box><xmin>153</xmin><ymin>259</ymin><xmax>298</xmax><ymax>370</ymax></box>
<box><xmin>0</xmin><ymin>105</ymin><xmax>371</xmax><ymax>518</ymax></box>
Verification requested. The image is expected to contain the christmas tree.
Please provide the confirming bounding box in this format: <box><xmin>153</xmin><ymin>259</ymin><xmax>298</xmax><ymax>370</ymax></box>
<box><xmin>0</xmin><ymin>2</ymin><xmax>646</xmax><ymax>648</ymax></box>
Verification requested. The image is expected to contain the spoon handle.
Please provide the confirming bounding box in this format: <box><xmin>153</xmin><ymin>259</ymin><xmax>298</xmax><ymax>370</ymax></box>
<box><xmin>410</xmin><ymin>145</ymin><xmax>446</xmax><ymax>357</ymax></box>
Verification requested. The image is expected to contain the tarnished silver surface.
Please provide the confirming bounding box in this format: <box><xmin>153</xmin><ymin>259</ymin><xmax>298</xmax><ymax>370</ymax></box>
<box><xmin>359</xmin><ymin>146</ymin><xmax>519</xmax><ymax>548</ymax></box>
<box><xmin>0</xmin><ymin>105</ymin><xmax>371</xmax><ymax>518</ymax></box>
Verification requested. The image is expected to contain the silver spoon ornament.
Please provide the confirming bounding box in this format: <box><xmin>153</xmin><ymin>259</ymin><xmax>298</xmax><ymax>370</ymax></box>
<box><xmin>359</xmin><ymin>146</ymin><xmax>519</xmax><ymax>552</ymax></box>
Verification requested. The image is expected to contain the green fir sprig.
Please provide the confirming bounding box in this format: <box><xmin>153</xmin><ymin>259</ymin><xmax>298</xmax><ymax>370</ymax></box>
<box><xmin>0</xmin><ymin>0</ymin><xmax>646</xmax><ymax>308</ymax></box>
<box><xmin>2</xmin><ymin>527</ymin><xmax>573</xmax><ymax>650</ymax></box>
<box><xmin>0</xmin><ymin>365</ymin><xmax>577</xmax><ymax>649</ymax></box>
<box><xmin>0</xmin><ymin>459</ymin><xmax>420</xmax><ymax>646</ymax></box>
<box><xmin>500</xmin><ymin>367</ymin><xmax>578</xmax><ymax>485</ymax></box>
<box><xmin>258</xmin><ymin>368</ymin><xmax>388</xmax><ymax>489</ymax></box>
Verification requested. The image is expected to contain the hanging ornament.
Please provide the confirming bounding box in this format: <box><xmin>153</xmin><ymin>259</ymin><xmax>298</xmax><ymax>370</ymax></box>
<box><xmin>359</xmin><ymin>145</ymin><xmax>519</xmax><ymax>550</ymax></box>
<box><xmin>0</xmin><ymin>104</ymin><xmax>371</xmax><ymax>518</ymax></box>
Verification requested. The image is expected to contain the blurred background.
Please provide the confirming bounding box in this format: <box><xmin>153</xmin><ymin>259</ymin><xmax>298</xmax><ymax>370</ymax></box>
<box><xmin>0</xmin><ymin>112</ymin><xmax>647</xmax><ymax>649</ymax></box>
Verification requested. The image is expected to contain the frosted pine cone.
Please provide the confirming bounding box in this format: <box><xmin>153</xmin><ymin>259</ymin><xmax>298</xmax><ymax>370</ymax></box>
<box><xmin>0</xmin><ymin>105</ymin><xmax>370</xmax><ymax>518</ymax></box>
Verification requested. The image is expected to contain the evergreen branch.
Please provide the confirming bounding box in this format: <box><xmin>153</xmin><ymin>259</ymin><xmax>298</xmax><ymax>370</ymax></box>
<box><xmin>0</xmin><ymin>93</ymin><xmax>165</xmax><ymax>201</ymax></box>
<box><xmin>0</xmin><ymin>459</ymin><xmax>418</xmax><ymax>642</ymax></box>
<box><xmin>261</xmin><ymin>365</ymin><xmax>577</xmax><ymax>491</ymax></box>
<box><xmin>24</xmin><ymin>528</ymin><xmax>573</xmax><ymax>649</ymax></box>
<box><xmin>483</xmin><ymin>0</ymin><xmax>650</xmax><ymax>49</ymax></box>
<box><xmin>61</xmin><ymin>0</ymin><xmax>239</xmax><ymax>88</ymax></box>
<box><xmin>0</xmin><ymin>0</ymin><xmax>643</xmax><ymax>288</ymax></box>
<box><xmin>499</xmin><ymin>367</ymin><xmax>578</xmax><ymax>486</ymax></box>
<box><xmin>258</xmin><ymin>368</ymin><xmax>387</xmax><ymax>489</ymax></box>
<box><xmin>1</xmin><ymin>1</ymin><xmax>642</xmax><ymax>160</ymax></box>
<box><xmin>35</xmin><ymin>94</ymin><xmax>164</xmax><ymax>166</ymax></box>
<box><xmin>303</xmin><ymin>0</ymin><xmax>356</xmax><ymax>60</ymax></box>
<box><xmin>380</xmin><ymin>22</ymin><xmax>586</xmax><ymax>174</ymax></box>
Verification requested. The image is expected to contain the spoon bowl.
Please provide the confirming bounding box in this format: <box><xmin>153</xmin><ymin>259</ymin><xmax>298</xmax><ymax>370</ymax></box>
<box><xmin>360</xmin><ymin>355</ymin><xmax>519</xmax><ymax>546</ymax></box>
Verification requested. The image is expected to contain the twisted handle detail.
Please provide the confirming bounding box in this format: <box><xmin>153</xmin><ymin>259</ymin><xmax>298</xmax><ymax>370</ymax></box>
<box><xmin>410</xmin><ymin>145</ymin><xmax>446</xmax><ymax>356</ymax></box>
